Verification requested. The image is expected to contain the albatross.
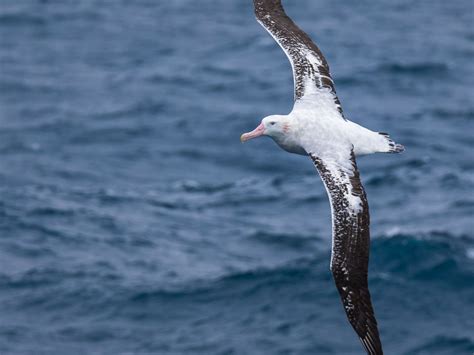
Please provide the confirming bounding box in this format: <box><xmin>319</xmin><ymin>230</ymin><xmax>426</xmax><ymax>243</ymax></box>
<box><xmin>241</xmin><ymin>1</ymin><xmax>404</xmax><ymax>354</ymax></box>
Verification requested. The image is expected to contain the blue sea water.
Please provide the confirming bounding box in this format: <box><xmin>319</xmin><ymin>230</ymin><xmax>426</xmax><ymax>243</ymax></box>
<box><xmin>0</xmin><ymin>0</ymin><xmax>473</xmax><ymax>354</ymax></box>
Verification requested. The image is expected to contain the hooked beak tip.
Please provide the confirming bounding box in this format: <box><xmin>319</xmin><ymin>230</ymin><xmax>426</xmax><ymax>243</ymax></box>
<box><xmin>240</xmin><ymin>123</ymin><xmax>265</xmax><ymax>143</ymax></box>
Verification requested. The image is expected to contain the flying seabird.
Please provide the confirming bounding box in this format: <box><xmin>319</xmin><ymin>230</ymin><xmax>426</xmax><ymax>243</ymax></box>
<box><xmin>241</xmin><ymin>1</ymin><xmax>404</xmax><ymax>354</ymax></box>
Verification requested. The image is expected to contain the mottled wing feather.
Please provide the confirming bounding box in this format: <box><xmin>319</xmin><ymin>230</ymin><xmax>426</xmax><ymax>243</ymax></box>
<box><xmin>310</xmin><ymin>151</ymin><xmax>383</xmax><ymax>355</ymax></box>
<box><xmin>254</xmin><ymin>0</ymin><xmax>344</xmax><ymax>117</ymax></box>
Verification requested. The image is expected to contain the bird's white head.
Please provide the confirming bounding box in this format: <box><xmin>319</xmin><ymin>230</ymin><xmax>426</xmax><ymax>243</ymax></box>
<box><xmin>240</xmin><ymin>115</ymin><xmax>290</xmax><ymax>142</ymax></box>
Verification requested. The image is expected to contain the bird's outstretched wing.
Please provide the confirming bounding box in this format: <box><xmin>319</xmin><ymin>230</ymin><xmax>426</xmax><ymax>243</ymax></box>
<box><xmin>253</xmin><ymin>0</ymin><xmax>344</xmax><ymax>117</ymax></box>
<box><xmin>310</xmin><ymin>150</ymin><xmax>383</xmax><ymax>355</ymax></box>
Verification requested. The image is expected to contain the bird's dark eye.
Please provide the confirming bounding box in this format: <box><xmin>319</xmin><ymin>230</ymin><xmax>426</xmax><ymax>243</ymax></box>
<box><xmin>270</xmin><ymin>121</ymin><xmax>276</xmax><ymax>126</ymax></box>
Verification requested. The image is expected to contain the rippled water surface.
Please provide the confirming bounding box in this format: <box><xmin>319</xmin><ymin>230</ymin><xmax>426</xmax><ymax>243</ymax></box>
<box><xmin>1</xmin><ymin>0</ymin><xmax>473</xmax><ymax>354</ymax></box>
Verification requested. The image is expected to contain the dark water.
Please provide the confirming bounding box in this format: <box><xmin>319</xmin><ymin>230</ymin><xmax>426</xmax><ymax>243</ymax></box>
<box><xmin>1</xmin><ymin>0</ymin><xmax>473</xmax><ymax>354</ymax></box>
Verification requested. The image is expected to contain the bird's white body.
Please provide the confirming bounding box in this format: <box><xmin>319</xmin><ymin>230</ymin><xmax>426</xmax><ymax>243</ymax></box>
<box><xmin>267</xmin><ymin>97</ymin><xmax>398</xmax><ymax>161</ymax></box>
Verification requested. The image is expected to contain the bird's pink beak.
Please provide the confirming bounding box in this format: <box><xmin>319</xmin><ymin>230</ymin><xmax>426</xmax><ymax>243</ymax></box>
<box><xmin>240</xmin><ymin>123</ymin><xmax>265</xmax><ymax>142</ymax></box>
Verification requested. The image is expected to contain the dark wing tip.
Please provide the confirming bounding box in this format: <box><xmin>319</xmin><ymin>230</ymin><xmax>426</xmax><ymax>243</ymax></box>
<box><xmin>359</xmin><ymin>321</ymin><xmax>384</xmax><ymax>355</ymax></box>
<box><xmin>332</xmin><ymin>269</ymin><xmax>384</xmax><ymax>355</ymax></box>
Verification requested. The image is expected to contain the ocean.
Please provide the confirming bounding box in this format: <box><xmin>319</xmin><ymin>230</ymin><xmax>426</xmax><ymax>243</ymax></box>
<box><xmin>0</xmin><ymin>0</ymin><xmax>473</xmax><ymax>354</ymax></box>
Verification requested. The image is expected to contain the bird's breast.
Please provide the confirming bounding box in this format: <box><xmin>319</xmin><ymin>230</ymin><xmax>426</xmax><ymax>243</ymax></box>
<box><xmin>272</xmin><ymin>134</ymin><xmax>308</xmax><ymax>155</ymax></box>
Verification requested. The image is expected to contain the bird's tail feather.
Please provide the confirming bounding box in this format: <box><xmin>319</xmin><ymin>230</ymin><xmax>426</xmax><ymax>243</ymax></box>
<box><xmin>379</xmin><ymin>132</ymin><xmax>405</xmax><ymax>153</ymax></box>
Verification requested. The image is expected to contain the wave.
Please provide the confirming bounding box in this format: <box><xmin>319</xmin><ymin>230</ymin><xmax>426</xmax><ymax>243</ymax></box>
<box><xmin>408</xmin><ymin>335</ymin><xmax>474</xmax><ymax>354</ymax></box>
<box><xmin>377</xmin><ymin>62</ymin><xmax>449</xmax><ymax>76</ymax></box>
<box><xmin>2</xmin><ymin>230</ymin><xmax>472</xmax><ymax>302</ymax></box>
<box><xmin>129</xmin><ymin>257</ymin><xmax>322</xmax><ymax>305</ymax></box>
<box><xmin>247</xmin><ymin>230</ymin><xmax>320</xmax><ymax>250</ymax></box>
<box><xmin>371</xmin><ymin>232</ymin><xmax>474</xmax><ymax>287</ymax></box>
<box><xmin>429</xmin><ymin>107</ymin><xmax>474</xmax><ymax>121</ymax></box>
<box><xmin>126</xmin><ymin>231</ymin><xmax>474</xmax><ymax>304</ymax></box>
<box><xmin>0</xmin><ymin>13</ymin><xmax>46</xmax><ymax>26</ymax></box>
